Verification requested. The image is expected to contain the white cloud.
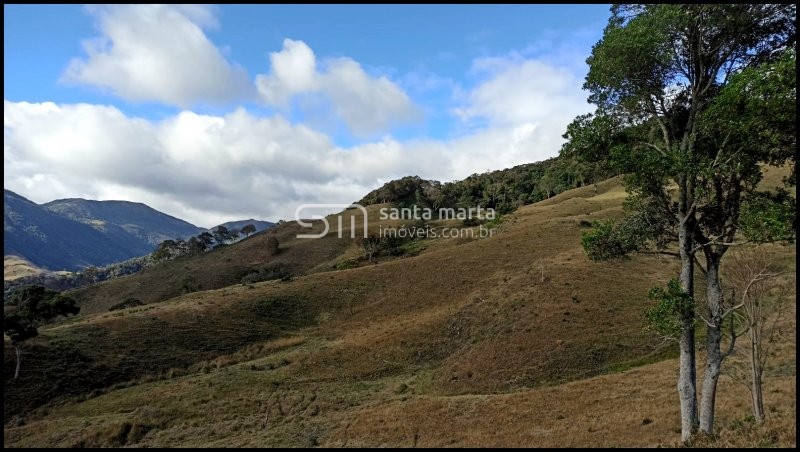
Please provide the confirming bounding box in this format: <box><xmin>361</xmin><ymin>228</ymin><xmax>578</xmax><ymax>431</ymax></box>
<box><xmin>449</xmin><ymin>54</ymin><xmax>592</xmax><ymax>166</ymax></box>
<box><xmin>5</xmin><ymin>51</ymin><xmax>592</xmax><ymax>228</ymax></box>
<box><xmin>62</xmin><ymin>4</ymin><xmax>251</xmax><ymax>107</ymax></box>
<box><xmin>256</xmin><ymin>39</ymin><xmax>420</xmax><ymax>136</ymax></box>
<box><xmin>256</xmin><ymin>39</ymin><xmax>318</xmax><ymax>105</ymax></box>
<box><xmin>455</xmin><ymin>55</ymin><xmax>590</xmax><ymax>127</ymax></box>
<box><xmin>5</xmin><ymin>100</ymin><xmax>569</xmax><ymax>227</ymax></box>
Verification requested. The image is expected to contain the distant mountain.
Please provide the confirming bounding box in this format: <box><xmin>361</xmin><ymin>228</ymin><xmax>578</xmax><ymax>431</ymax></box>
<box><xmin>4</xmin><ymin>190</ymin><xmax>204</xmax><ymax>271</ymax></box>
<box><xmin>44</xmin><ymin>197</ymin><xmax>204</xmax><ymax>251</ymax></box>
<box><xmin>212</xmin><ymin>219</ymin><xmax>275</xmax><ymax>235</ymax></box>
<box><xmin>4</xmin><ymin>190</ymin><xmax>135</xmax><ymax>271</ymax></box>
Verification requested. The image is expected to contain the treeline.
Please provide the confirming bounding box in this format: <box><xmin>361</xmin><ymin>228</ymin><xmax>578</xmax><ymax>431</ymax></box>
<box><xmin>3</xmin><ymin>224</ymin><xmax>260</xmax><ymax>301</ymax></box>
<box><xmin>359</xmin><ymin>155</ymin><xmax>614</xmax><ymax>214</ymax></box>
<box><xmin>151</xmin><ymin>224</ymin><xmax>251</xmax><ymax>261</ymax></box>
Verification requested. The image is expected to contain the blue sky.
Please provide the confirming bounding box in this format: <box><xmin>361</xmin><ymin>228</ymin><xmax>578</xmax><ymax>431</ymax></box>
<box><xmin>4</xmin><ymin>4</ymin><xmax>610</xmax><ymax>226</ymax></box>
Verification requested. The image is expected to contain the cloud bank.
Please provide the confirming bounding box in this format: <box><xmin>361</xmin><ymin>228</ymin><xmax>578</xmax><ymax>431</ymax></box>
<box><xmin>7</xmin><ymin>6</ymin><xmax>595</xmax><ymax>227</ymax></box>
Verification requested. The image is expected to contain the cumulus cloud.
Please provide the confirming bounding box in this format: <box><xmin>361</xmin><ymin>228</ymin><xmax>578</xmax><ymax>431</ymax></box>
<box><xmin>5</xmin><ymin>99</ymin><xmax>565</xmax><ymax>227</ymax></box>
<box><xmin>256</xmin><ymin>39</ymin><xmax>318</xmax><ymax>105</ymax></box>
<box><xmin>62</xmin><ymin>4</ymin><xmax>251</xmax><ymax>107</ymax></box>
<box><xmin>6</xmin><ymin>51</ymin><xmax>591</xmax><ymax>228</ymax></box>
<box><xmin>256</xmin><ymin>39</ymin><xmax>420</xmax><ymax>136</ymax></box>
<box><xmin>448</xmin><ymin>54</ymin><xmax>592</xmax><ymax>169</ymax></box>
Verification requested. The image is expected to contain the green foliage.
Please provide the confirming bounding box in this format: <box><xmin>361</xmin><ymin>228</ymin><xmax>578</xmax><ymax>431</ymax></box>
<box><xmin>4</xmin><ymin>285</ymin><xmax>80</xmax><ymax>346</ymax></box>
<box><xmin>359</xmin><ymin>157</ymin><xmax>613</xmax><ymax>215</ymax></box>
<box><xmin>567</xmin><ymin>5</ymin><xmax>796</xmax><ymax>260</ymax></box>
<box><xmin>198</xmin><ymin>231</ymin><xmax>214</xmax><ymax>248</ymax></box>
<box><xmin>179</xmin><ymin>275</ymin><xmax>199</xmax><ymax>294</ymax></box>
<box><xmin>241</xmin><ymin>224</ymin><xmax>257</xmax><ymax>237</ymax></box>
<box><xmin>461</xmin><ymin>217</ymin><xmax>481</xmax><ymax>227</ymax></box>
<box><xmin>3</xmin><ymin>315</ymin><xmax>38</xmax><ymax>345</ymax></box>
<box><xmin>581</xmin><ymin>219</ymin><xmax>646</xmax><ymax>261</ymax></box>
<box><xmin>483</xmin><ymin>214</ymin><xmax>505</xmax><ymax>230</ymax></box>
<box><xmin>739</xmin><ymin>190</ymin><xmax>796</xmax><ymax>243</ymax></box>
<box><xmin>645</xmin><ymin>279</ymin><xmax>694</xmax><ymax>338</ymax></box>
<box><xmin>212</xmin><ymin>225</ymin><xmax>229</xmax><ymax>245</ymax></box>
<box><xmin>240</xmin><ymin>263</ymin><xmax>291</xmax><ymax>285</ymax></box>
<box><xmin>334</xmin><ymin>259</ymin><xmax>359</xmax><ymax>270</ymax></box>
<box><xmin>108</xmin><ymin>298</ymin><xmax>144</xmax><ymax>312</ymax></box>
<box><xmin>700</xmin><ymin>49</ymin><xmax>797</xmax><ymax>169</ymax></box>
<box><xmin>152</xmin><ymin>239</ymin><xmax>180</xmax><ymax>262</ymax></box>
<box><xmin>358</xmin><ymin>231</ymin><xmax>417</xmax><ymax>261</ymax></box>
<box><xmin>359</xmin><ymin>234</ymin><xmax>385</xmax><ymax>262</ymax></box>
<box><xmin>266</xmin><ymin>236</ymin><xmax>280</xmax><ymax>256</ymax></box>
<box><xmin>571</xmin><ymin>6</ymin><xmax>796</xmax><ymax>436</ymax></box>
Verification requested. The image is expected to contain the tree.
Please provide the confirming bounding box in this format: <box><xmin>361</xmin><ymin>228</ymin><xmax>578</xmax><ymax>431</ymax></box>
<box><xmin>213</xmin><ymin>225</ymin><xmax>229</xmax><ymax>246</ymax></box>
<box><xmin>153</xmin><ymin>239</ymin><xmax>179</xmax><ymax>261</ymax></box>
<box><xmin>186</xmin><ymin>236</ymin><xmax>205</xmax><ymax>255</ymax></box>
<box><xmin>266</xmin><ymin>236</ymin><xmax>280</xmax><ymax>256</ymax></box>
<box><xmin>3</xmin><ymin>286</ymin><xmax>80</xmax><ymax>379</ymax></box>
<box><xmin>565</xmin><ymin>4</ymin><xmax>795</xmax><ymax>440</ymax></box>
<box><xmin>359</xmin><ymin>234</ymin><xmax>383</xmax><ymax>262</ymax></box>
<box><xmin>82</xmin><ymin>265</ymin><xmax>100</xmax><ymax>284</ymax></box>
<box><xmin>197</xmin><ymin>231</ymin><xmax>214</xmax><ymax>249</ymax></box>
<box><xmin>725</xmin><ymin>248</ymin><xmax>791</xmax><ymax>423</ymax></box>
<box><xmin>241</xmin><ymin>224</ymin><xmax>257</xmax><ymax>237</ymax></box>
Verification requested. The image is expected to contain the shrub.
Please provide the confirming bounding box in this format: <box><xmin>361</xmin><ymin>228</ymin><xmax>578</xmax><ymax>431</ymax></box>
<box><xmin>335</xmin><ymin>259</ymin><xmax>359</xmax><ymax>270</ymax></box>
<box><xmin>240</xmin><ymin>262</ymin><xmax>291</xmax><ymax>285</ymax></box>
<box><xmin>108</xmin><ymin>298</ymin><xmax>144</xmax><ymax>311</ymax></box>
<box><xmin>266</xmin><ymin>236</ymin><xmax>280</xmax><ymax>256</ymax></box>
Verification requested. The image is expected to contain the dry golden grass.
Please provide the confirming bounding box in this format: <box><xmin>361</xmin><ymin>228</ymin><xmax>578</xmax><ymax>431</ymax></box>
<box><xmin>3</xmin><ymin>255</ymin><xmax>54</xmax><ymax>281</ymax></box>
<box><xmin>3</xmin><ymin>174</ymin><xmax>795</xmax><ymax>447</ymax></box>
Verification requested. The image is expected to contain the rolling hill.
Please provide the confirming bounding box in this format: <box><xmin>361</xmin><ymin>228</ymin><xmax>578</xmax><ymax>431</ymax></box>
<box><xmin>4</xmin><ymin>175</ymin><xmax>795</xmax><ymax>447</ymax></box>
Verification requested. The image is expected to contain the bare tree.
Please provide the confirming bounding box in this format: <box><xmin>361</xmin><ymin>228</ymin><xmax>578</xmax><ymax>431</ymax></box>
<box><xmin>724</xmin><ymin>248</ymin><xmax>791</xmax><ymax>423</ymax></box>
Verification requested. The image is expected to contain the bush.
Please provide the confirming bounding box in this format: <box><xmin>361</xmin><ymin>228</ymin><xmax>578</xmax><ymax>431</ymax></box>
<box><xmin>240</xmin><ymin>262</ymin><xmax>291</xmax><ymax>285</ymax></box>
<box><xmin>335</xmin><ymin>259</ymin><xmax>359</xmax><ymax>270</ymax></box>
<box><xmin>266</xmin><ymin>236</ymin><xmax>280</xmax><ymax>256</ymax></box>
<box><xmin>108</xmin><ymin>298</ymin><xmax>144</xmax><ymax>311</ymax></box>
<box><xmin>462</xmin><ymin>217</ymin><xmax>481</xmax><ymax>227</ymax></box>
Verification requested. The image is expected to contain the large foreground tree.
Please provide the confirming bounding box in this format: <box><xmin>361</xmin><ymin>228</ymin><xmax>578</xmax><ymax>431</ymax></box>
<box><xmin>4</xmin><ymin>285</ymin><xmax>80</xmax><ymax>379</ymax></box>
<box><xmin>564</xmin><ymin>4</ymin><xmax>795</xmax><ymax>441</ymax></box>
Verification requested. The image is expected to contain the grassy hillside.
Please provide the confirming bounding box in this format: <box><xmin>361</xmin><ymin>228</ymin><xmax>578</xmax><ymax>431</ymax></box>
<box><xmin>66</xmin><ymin>216</ymin><xmax>356</xmax><ymax>314</ymax></box>
<box><xmin>3</xmin><ymin>176</ymin><xmax>795</xmax><ymax>447</ymax></box>
<box><xmin>3</xmin><ymin>256</ymin><xmax>53</xmax><ymax>281</ymax></box>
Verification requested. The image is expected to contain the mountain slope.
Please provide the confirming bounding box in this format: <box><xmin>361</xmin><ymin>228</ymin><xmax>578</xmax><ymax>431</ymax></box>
<box><xmin>4</xmin><ymin>190</ymin><xmax>206</xmax><ymax>271</ymax></box>
<box><xmin>212</xmin><ymin>219</ymin><xmax>275</xmax><ymax>234</ymax></box>
<box><xmin>44</xmin><ymin>198</ymin><xmax>204</xmax><ymax>253</ymax></box>
<box><xmin>3</xmin><ymin>176</ymin><xmax>795</xmax><ymax>447</ymax></box>
<box><xmin>4</xmin><ymin>190</ymin><xmax>135</xmax><ymax>271</ymax></box>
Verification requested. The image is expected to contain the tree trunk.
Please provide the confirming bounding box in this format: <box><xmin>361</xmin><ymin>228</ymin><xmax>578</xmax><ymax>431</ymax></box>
<box><xmin>677</xmin><ymin>217</ymin><xmax>698</xmax><ymax>442</ymax></box>
<box><xmin>14</xmin><ymin>345</ymin><xmax>21</xmax><ymax>379</ymax></box>
<box><xmin>678</xmin><ymin>312</ymin><xmax>697</xmax><ymax>442</ymax></box>
<box><xmin>750</xmin><ymin>335</ymin><xmax>765</xmax><ymax>422</ymax></box>
<box><xmin>700</xmin><ymin>252</ymin><xmax>724</xmax><ymax>434</ymax></box>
